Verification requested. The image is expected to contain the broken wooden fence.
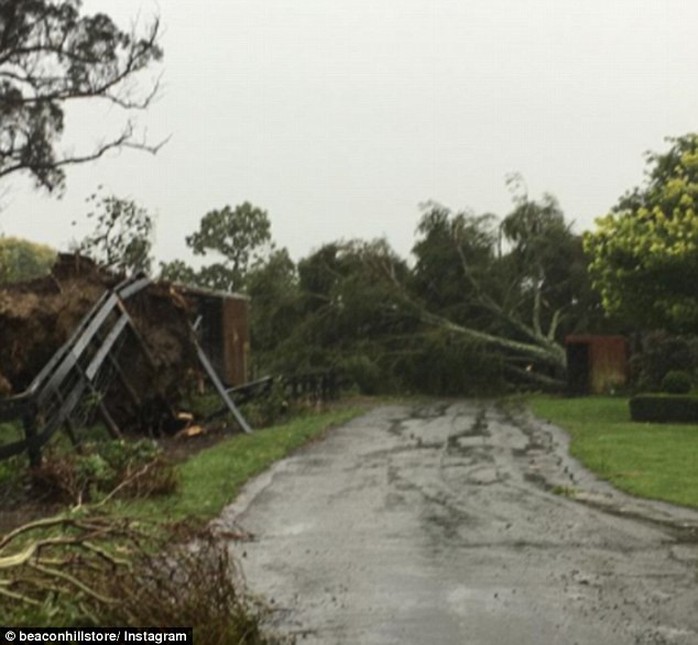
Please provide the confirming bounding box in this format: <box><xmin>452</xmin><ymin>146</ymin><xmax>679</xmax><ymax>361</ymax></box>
<box><xmin>0</xmin><ymin>276</ymin><xmax>251</xmax><ymax>466</ymax></box>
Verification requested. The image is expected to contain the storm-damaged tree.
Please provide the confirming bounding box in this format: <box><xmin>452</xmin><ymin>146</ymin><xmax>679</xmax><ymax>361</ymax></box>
<box><xmin>269</xmin><ymin>239</ymin><xmax>418</xmax><ymax>392</ymax></box>
<box><xmin>0</xmin><ymin>0</ymin><xmax>163</xmax><ymax>194</ymax></box>
<box><xmin>256</xmin><ymin>191</ymin><xmax>595</xmax><ymax>393</ymax></box>
<box><xmin>401</xmin><ymin>185</ymin><xmax>596</xmax><ymax>388</ymax></box>
<box><xmin>263</xmin><ymin>236</ymin><xmax>515</xmax><ymax>395</ymax></box>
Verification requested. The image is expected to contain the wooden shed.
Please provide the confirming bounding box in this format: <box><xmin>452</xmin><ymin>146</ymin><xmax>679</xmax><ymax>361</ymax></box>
<box><xmin>177</xmin><ymin>285</ymin><xmax>250</xmax><ymax>387</ymax></box>
<box><xmin>565</xmin><ymin>335</ymin><xmax>628</xmax><ymax>395</ymax></box>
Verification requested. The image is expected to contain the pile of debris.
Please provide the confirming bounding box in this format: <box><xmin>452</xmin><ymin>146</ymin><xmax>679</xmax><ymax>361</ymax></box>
<box><xmin>0</xmin><ymin>254</ymin><xmax>201</xmax><ymax>441</ymax></box>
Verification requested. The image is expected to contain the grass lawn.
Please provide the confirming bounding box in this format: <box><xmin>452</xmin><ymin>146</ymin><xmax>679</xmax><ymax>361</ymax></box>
<box><xmin>528</xmin><ymin>396</ymin><xmax>698</xmax><ymax>509</ymax></box>
<box><xmin>117</xmin><ymin>406</ymin><xmax>363</xmax><ymax>523</ymax></box>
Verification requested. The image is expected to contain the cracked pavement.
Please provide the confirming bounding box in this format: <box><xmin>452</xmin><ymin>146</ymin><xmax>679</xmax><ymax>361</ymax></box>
<box><xmin>218</xmin><ymin>401</ymin><xmax>698</xmax><ymax>644</ymax></box>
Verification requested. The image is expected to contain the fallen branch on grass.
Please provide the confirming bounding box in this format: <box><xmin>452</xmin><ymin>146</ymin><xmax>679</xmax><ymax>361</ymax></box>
<box><xmin>0</xmin><ymin>511</ymin><xmax>148</xmax><ymax>612</ymax></box>
<box><xmin>0</xmin><ymin>510</ymin><xmax>274</xmax><ymax>642</ymax></box>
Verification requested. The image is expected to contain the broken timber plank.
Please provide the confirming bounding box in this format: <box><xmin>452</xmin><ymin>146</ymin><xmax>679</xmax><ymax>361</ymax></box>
<box><xmin>193</xmin><ymin>334</ymin><xmax>253</xmax><ymax>434</ymax></box>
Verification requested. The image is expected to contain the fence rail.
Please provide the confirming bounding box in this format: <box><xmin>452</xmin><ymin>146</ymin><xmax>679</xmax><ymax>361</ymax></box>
<box><xmin>282</xmin><ymin>371</ymin><xmax>341</xmax><ymax>402</ymax></box>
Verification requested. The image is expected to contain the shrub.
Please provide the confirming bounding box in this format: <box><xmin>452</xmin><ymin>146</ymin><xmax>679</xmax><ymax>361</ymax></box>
<box><xmin>340</xmin><ymin>354</ymin><xmax>384</xmax><ymax>395</ymax></box>
<box><xmin>630</xmin><ymin>332</ymin><xmax>698</xmax><ymax>391</ymax></box>
<box><xmin>661</xmin><ymin>370</ymin><xmax>692</xmax><ymax>395</ymax></box>
<box><xmin>240</xmin><ymin>380</ymin><xmax>290</xmax><ymax>427</ymax></box>
<box><xmin>103</xmin><ymin>531</ymin><xmax>273</xmax><ymax>643</ymax></box>
<box><xmin>629</xmin><ymin>394</ymin><xmax>698</xmax><ymax>423</ymax></box>
<box><xmin>31</xmin><ymin>439</ymin><xmax>178</xmax><ymax>503</ymax></box>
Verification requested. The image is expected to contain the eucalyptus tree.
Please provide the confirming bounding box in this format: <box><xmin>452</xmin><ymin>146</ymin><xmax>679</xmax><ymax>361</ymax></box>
<box><xmin>0</xmin><ymin>0</ymin><xmax>163</xmax><ymax>194</ymax></box>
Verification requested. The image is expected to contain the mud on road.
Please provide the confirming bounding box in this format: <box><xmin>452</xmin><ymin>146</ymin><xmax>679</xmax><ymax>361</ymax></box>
<box><xmin>219</xmin><ymin>401</ymin><xmax>698</xmax><ymax>644</ymax></box>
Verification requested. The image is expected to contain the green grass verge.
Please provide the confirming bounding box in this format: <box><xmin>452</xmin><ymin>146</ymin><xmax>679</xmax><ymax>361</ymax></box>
<box><xmin>116</xmin><ymin>407</ymin><xmax>363</xmax><ymax>523</ymax></box>
<box><xmin>528</xmin><ymin>396</ymin><xmax>698</xmax><ymax>508</ymax></box>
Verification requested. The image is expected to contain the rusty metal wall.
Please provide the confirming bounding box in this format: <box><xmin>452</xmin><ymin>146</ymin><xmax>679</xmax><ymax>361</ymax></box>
<box><xmin>175</xmin><ymin>286</ymin><xmax>250</xmax><ymax>387</ymax></box>
<box><xmin>197</xmin><ymin>295</ymin><xmax>225</xmax><ymax>381</ymax></box>
<box><xmin>221</xmin><ymin>297</ymin><xmax>250</xmax><ymax>387</ymax></box>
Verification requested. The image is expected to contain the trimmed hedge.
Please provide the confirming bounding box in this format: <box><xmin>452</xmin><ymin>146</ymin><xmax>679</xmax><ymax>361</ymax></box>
<box><xmin>629</xmin><ymin>394</ymin><xmax>698</xmax><ymax>423</ymax></box>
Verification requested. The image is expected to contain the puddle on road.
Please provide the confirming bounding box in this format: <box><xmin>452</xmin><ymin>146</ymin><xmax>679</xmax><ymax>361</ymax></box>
<box><xmin>445</xmin><ymin>440</ymin><xmax>494</xmax><ymax>460</ymax></box>
<box><xmin>408</xmin><ymin>402</ymin><xmax>452</xmax><ymax>420</ymax></box>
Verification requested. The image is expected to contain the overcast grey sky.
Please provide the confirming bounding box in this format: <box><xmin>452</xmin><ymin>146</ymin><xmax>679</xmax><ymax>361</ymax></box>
<box><xmin>1</xmin><ymin>0</ymin><xmax>697</xmax><ymax>265</ymax></box>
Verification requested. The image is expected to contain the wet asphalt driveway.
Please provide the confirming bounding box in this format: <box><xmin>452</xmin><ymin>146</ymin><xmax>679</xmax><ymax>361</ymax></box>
<box><xmin>218</xmin><ymin>401</ymin><xmax>698</xmax><ymax>644</ymax></box>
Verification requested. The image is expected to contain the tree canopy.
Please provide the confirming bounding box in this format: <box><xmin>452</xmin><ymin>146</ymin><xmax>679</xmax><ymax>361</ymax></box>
<box><xmin>0</xmin><ymin>235</ymin><xmax>55</xmax><ymax>283</ymax></box>
<box><xmin>242</xmin><ymin>192</ymin><xmax>594</xmax><ymax>392</ymax></box>
<box><xmin>0</xmin><ymin>0</ymin><xmax>163</xmax><ymax>193</ymax></box>
<box><xmin>403</xmin><ymin>192</ymin><xmax>595</xmax><ymax>386</ymax></box>
<box><xmin>76</xmin><ymin>192</ymin><xmax>154</xmax><ymax>275</ymax></box>
<box><xmin>584</xmin><ymin>134</ymin><xmax>698</xmax><ymax>331</ymax></box>
<box><xmin>157</xmin><ymin>189</ymin><xmax>597</xmax><ymax>394</ymax></box>
<box><xmin>160</xmin><ymin>202</ymin><xmax>273</xmax><ymax>293</ymax></box>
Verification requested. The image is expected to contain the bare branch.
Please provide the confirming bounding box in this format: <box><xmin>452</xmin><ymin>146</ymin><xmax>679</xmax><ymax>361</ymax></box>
<box><xmin>547</xmin><ymin>307</ymin><xmax>564</xmax><ymax>342</ymax></box>
<box><xmin>28</xmin><ymin>562</ymin><xmax>118</xmax><ymax>605</ymax></box>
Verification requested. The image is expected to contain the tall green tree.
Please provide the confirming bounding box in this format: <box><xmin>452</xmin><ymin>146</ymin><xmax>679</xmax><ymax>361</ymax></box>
<box><xmin>158</xmin><ymin>259</ymin><xmax>198</xmax><ymax>286</ymax></box>
<box><xmin>0</xmin><ymin>1</ymin><xmax>163</xmax><ymax>193</ymax></box>
<box><xmin>178</xmin><ymin>202</ymin><xmax>273</xmax><ymax>293</ymax></box>
<box><xmin>584</xmin><ymin>134</ymin><xmax>698</xmax><ymax>331</ymax></box>
<box><xmin>244</xmin><ymin>248</ymin><xmax>300</xmax><ymax>370</ymax></box>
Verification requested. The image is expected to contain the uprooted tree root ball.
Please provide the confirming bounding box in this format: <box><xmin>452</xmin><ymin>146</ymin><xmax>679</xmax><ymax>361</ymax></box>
<box><xmin>0</xmin><ymin>254</ymin><xmax>200</xmax><ymax>433</ymax></box>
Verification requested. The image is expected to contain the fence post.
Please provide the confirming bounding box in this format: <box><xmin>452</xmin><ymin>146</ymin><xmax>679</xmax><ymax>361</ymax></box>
<box><xmin>22</xmin><ymin>412</ymin><xmax>41</xmax><ymax>467</ymax></box>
